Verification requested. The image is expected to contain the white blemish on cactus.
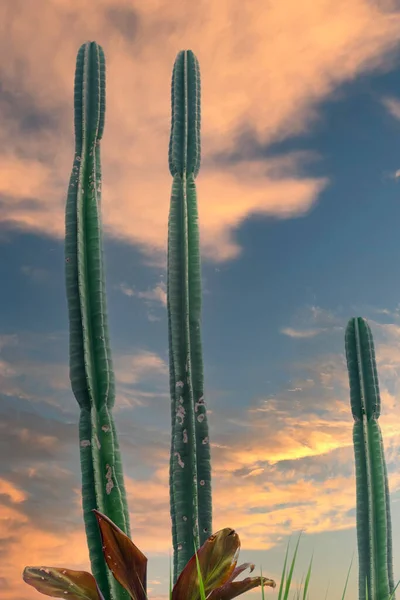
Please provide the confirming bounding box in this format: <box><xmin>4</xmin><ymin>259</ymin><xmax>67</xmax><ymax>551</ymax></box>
<box><xmin>101</xmin><ymin>425</ymin><xmax>110</xmax><ymax>432</ymax></box>
<box><xmin>183</xmin><ymin>429</ymin><xmax>188</xmax><ymax>443</ymax></box>
<box><xmin>197</xmin><ymin>414</ymin><xmax>205</xmax><ymax>423</ymax></box>
<box><xmin>174</xmin><ymin>452</ymin><xmax>184</xmax><ymax>468</ymax></box>
<box><xmin>105</xmin><ymin>464</ymin><xmax>114</xmax><ymax>494</ymax></box>
<box><xmin>183</xmin><ymin>516</ymin><xmax>187</xmax><ymax>521</ymax></box>
<box><xmin>176</xmin><ymin>404</ymin><xmax>186</xmax><ymax>425</ymax></box>
<box><xmin>40</xmin><ymin>569</ymin><xmax>50</xmax><ymax>574</ymax></box>
<box><xmin>195</xmin><ymin>396</ymin><xmax>205</xmax><ymax>412</ymax></box>
<box><xmin>179</xmin><ymin>396</ymin><xmax>184</xmax><ymax>404</ymax></box>
<box><xmin>178</xmin><ymin>544</ymin><xmax>183</xmax><ymax>550</ymax></box>
<box><xmin>94</xmin><ymin>434</ymin><xmax>101</xmax><ymax>449</ymax></box>
<box><xmin>200</xmin><ymin>480</ymin><xmax>205</xmax><ymax>486</ymax></box>
<box><xmin>176</xmin><ymin>381</ymin><xmax>184</xmax><ymax>388</ymax></box>
<box><xmin>80</xmin><ymin>440</ymin><xmax>91</xmax><ymax>447</ymax></box>
<box><xmin>202</xmin><ymin>436</ymin><xmax>209</xmax><ymax>445</ymax></box>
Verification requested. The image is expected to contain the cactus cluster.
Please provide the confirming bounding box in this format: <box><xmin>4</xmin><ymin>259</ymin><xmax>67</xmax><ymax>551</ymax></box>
<box><xmin>21</xmin><ymin>40</ymin><xmax>398</xmax><ymax>600</ymax></box>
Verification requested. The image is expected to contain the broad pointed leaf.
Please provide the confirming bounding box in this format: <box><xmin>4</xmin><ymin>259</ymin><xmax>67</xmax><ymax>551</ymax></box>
<box><xmin>172</xmin><ymin>528</ymin><xmax>240</xmax><ymax>600</ymax></box>
<box><xmin>22</xmin><ymin>566</ymin><xmax>101</xmax><ymax>600</ymax></box>
<box><xmin>92</xmin><ymin>509</ymin><xmax>147</xmax><ymax>600</ymax></box>
<box><xmin>207</xmin><ymin>575</ymin><xmax>276</xmax><ymax>600</ymax></box>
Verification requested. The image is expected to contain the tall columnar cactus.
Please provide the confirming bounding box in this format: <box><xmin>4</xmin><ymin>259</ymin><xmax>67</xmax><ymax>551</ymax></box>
<box><xmin>345</xmin><ymin>317</ymin><xmax>395</xmax><ymax>600</ymax></box>
<box><xmin>65</xmin><ymin>41</ymin><xmax>131</xmax><ymax>600</ymax></box>
<box><xmin>167</xmin><ymin>49</ymin><xmax>212</xmax><ymax>583</ymax></box>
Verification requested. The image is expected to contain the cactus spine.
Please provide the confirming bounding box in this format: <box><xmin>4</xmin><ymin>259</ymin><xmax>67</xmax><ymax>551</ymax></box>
<box><xmin>167</xmin><ymin>49</ymin><xmax>212</xmax><ymax>583</ymax></box>
<box><xmin>65</xmin><ymin>42</ymin><xmax>131</xmax><ymax>600</ymax></box>
<box><xmin>345</xmin><ymin>317</ymin><xmax>395</xmax><ymax>600</ymax></box>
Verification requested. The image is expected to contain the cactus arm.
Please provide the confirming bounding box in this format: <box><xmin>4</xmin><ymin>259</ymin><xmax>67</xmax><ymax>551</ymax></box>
<box><xmin>167</xmin><ymin>49</ymin><xmax>212</xmax><ymax>583</ymax></box>
<box><xmin>65</xmin><ymin>41</ymin><xmax>131</xmax><ymax>600</ymax></box>
<box><xmin>345</xmin><ymin>318</ymin><xmax>395</xmax><ymax>600</ymax></box>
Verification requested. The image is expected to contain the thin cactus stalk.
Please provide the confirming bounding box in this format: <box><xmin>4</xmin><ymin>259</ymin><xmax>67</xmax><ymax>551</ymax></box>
<box><xmin>65</xmin><ymin>41</ymin><xmax>131</xmax><ymax>600</ymax></box>
<box><xmin>345</xmin><ymin>317</ymin><xmax>395</xmax><ymax>600</ymax></box>
<box><xmin>167</xmin><ymin>49</ymin><xmax>212</xmax><ymax>583</ymax></box>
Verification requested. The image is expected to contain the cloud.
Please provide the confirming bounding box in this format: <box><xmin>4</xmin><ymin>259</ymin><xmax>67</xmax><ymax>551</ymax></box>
<box><xmin>281</xmin><ymin>305</ymin><xmax>345</xmax><ymax>338</ymax></box>
<box><xmin>115</xmin><ymin>350</ymin><xmax>168</xmax><ymax>386</ymax></box>
<box><xmin>1</xmin><ymin>0</ymin><xmax>400</xmax><ymax>262</ymax></box>
<box><xmin>118</xmin><ymin>281</ymin><xmax>167</xmax><ymax>320</ymax></box>
<box><xmin>281</xmin><ymin>327</ymin><xmax>328</xmax><ymax>338</ymax></box>
<box><xmin>20</xmin><ymin>265</ymin><xmax>50</xmax><ymax>282</ymax></box>
<box><xmin>119</xmin><ymin>282</ymin><xmax>167</xmax><ymax>306</ymax></box>
<box><xmin>382</xmin><ymin>96</ymin><xmax>400</xmax><ymax>120</ymax></box>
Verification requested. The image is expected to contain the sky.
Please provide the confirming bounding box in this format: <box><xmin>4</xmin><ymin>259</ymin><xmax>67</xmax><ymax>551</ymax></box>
<box><xmin>2</xmin><ymin>0</ymin><xmax>400</xmax><ymax>598</ymax></box>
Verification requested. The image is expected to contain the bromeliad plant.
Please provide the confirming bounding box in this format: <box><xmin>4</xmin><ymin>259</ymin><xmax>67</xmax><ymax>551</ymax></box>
<box><xmin>22</xmin><ymin>41</ymin><xmax>276</xmax><ymax>600</ymax></box>
<box><xmin>345</xmin><ymin>317</ymin><xmax>396</xmax><ymax>600</ymax></box>
<box><xmin>23</xmin><ymin>508</ymin><xmax>276</xmax><ymax>600</ymax></box>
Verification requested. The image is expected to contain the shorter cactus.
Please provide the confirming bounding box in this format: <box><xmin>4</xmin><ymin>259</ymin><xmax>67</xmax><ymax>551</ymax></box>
<box><xmin>345</xmin><ymin>317</ymin><xmax>395</xmax><ymax>600</ymax></box>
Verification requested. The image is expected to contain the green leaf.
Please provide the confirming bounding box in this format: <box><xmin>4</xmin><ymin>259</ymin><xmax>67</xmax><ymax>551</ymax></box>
<box><xmin>22</xmin><ymin>566</ymin><xmax>101</xmax><ymax>600</ymax></box>
<box><xmin>93</xmin><ymin>509</ymin><xmax>147</xmax><ymax>600</ymax></box>
<box><xmin>172</xmin><ymin>528</ymin><xmax>239</xmax><ymax>600</ymax></box>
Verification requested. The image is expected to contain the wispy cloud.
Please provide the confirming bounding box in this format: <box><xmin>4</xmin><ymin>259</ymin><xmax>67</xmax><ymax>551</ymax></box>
<box><xmin>281</xmin><ymin>305</ymin><xmax>345</xmax><ymax>338</ymax></box>
<box><xmin>382</xmin><ymin>96</ymin><xmax>400</xmax><ymax>121</ymax></box>
<box><xmin>118</xmin><ymin>281</ymin><xmax>167</xmax><ymax>320</ymax></box>
<box><xmin>115</xmin><ymin>350</ymin><xmax>168</xmax><ymax>386</ymax></box>
<box><xmin>281</xmin><ymin>326</ymin><xmax>328</xmax><ymax>338</ymax></box>
<box><xmin>119</xmin><ymin>282</ymin><xmax>167</xmax><ymax>306</ymax></box>
<box><xmin>20</xmin><ymin>265</ymin><xmax>50</xmax><ymax>282</ymax></box>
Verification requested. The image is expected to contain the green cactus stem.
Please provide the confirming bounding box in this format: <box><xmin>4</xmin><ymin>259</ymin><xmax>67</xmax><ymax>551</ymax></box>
<box><xmin>167</xmin><ymin>49</ymin><xmax>212</xmax><ymax>583</ymax></box>
<box><xmin>345</xmin><ymin>317</ymin><xmax>395</xmax><ymax>600</ymax></box>
<box><xmin>65</xmin><ymin>41</ymin><xmax>131</xmax><ymax>600</ymax></box>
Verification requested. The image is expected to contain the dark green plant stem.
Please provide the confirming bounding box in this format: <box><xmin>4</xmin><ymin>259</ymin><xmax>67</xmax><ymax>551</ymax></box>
<box><xmin>167</xmin><ymin>49</ymin><xmax>212</xmax><ymax>583</ymax></box>
<box><xmin>345</xmin><ymin>317</ymin><xmax>395</xmax><ymax>600</ymax></box>
<box><xmin>65</xmin><ymin>41</ymin><xmax>131</xmax><ymax>600</ymax></box>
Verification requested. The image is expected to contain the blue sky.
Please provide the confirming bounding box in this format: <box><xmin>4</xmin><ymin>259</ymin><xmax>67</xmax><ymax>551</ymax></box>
<box><xmin>2</xmin><ymin>1</ymin><xmax>400</xmax><ymax>599</ymax></box>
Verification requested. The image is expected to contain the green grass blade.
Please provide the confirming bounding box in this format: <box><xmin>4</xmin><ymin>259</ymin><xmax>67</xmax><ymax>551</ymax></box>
<box><xmin>323</xmin><ymin>580</ymin><xmax>330</xmax><ymax>600</ymax></box>
<box><xmin>388</xmin><ymin>579</ymin><xmax>400</xmax><ymax>600</ymax></box>
<box><xmin>302</xmin><ymin>552</ymin><xmax>313</xmax><ymax>600</ymax></box>
<box><xmin>283</xmin><ymin>532</ymin><xmax>303</xmax><ymax>600</ymax></box>
<box><xmin>278</xmin><ymin>537</ymin><xmax>291</xmax><ymax>600</ymax></box>
<box><xmin>340</xmin><ymin>551</ymin><xmax>354</xmax><ymax>600</ymax></box>
<box><xmin>260</xmin><ymin>566</ymin><xmax>266</xmax><ymax>600</ymax></box>
<box><xmin>169</xmin><ymin>551</ymin><xmax>173</xmax><ymax>600</ymax></box>
<box><xmin>194</xmin><ymin>539</ymin><xmax>207</xmax><ymax>600</ymax></box>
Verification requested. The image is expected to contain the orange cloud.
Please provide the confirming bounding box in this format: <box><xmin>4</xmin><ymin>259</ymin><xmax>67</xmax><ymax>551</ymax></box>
<box><xmin>1</xmin><ymin>0</ymin><xmax>399</xmax><ymax>262</ymax></box>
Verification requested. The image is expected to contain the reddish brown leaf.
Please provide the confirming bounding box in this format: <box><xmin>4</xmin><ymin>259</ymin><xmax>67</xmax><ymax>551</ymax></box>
<box><xmin>172</xmin><ymin>528</ymin><xmax>240</xmax><ymax>600</ymax></box>
<box><xmin>22</xmin><ymin>566</ymin><xmax>102</xmax><ymax>600</ymax></box>
<box><xmin>92</xmin><ymin>509</ymin><xmax>147</xmax><ymax>600</ymax></box>
<box><xmin>207</xmin><ymin>575</ymin><xmax>276</xmax><ymax>600</ymax></box>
